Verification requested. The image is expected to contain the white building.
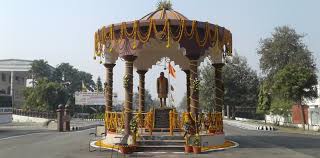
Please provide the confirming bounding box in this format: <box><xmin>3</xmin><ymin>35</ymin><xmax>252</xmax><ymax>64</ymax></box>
<box><xmin>0</xmin><ymin>59</ymin><xmax>33</xmax><ymax>108</ymax></box>
<box><xmin>305</xmin><ymin>83</ymin><xmax>320</xmax><ymax>108</ymax></box>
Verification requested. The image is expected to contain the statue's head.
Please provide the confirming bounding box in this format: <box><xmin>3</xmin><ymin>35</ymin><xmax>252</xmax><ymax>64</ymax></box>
<box><xmin>160</xmin><ymin>72</ymin><xmax>164</xmax><ymax>77</ymax></box>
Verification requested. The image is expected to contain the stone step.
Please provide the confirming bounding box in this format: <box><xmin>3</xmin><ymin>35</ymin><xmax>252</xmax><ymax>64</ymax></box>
<box><xmin>137</xmin><ymin>140</ymin><xmax>185</xmax><ymax>146</ymax></box>
<box><xmin>144</xmin><ymin>128</ymin><xmax>183</xmax><ymax>133</ymax></box>
<box><xmin>136</xmin><ymin>145</ymin><xmax>184</xmax><ymax>152</ymax></box>
<box><xmin>140</xmin><ymin>135</ymin><xmax>184</xmax><ymax>140</ymax></box>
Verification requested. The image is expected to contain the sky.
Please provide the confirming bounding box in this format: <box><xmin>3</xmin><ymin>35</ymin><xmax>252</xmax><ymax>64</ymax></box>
<box><xmin>1</xmin><ymin>0</ymin><xmax>319</xmax><ymax>105</ymax></box>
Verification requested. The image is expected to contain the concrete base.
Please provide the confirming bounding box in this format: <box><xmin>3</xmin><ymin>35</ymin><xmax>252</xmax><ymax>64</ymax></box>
<box><xmin>201</xmin><ymin>133</ymin><xmax>225</xmax><ymax>147</ymax></box>
<box><xmin>102</xmin><ymin>133</ymin><xmax>134</xmax><ymax>146</ymax></box>
<box><xmin>188</xmin><ymin>133</ymin><xmax>225</xmax><ymax>147</ymax></box>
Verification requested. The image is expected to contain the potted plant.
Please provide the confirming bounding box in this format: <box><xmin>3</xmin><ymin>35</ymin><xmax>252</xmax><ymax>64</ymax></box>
<box><xmin>119</xmin><ymin>145</ymin><xmax>132</xmax><ymax>154</ymax></box>
<box><xmin>192</xmin><ymin>134</ymin><xmax>201</xmax><ymax>154</ymax></box>
<box><xmin>183</xmin><ymin>121</ymin><xmax>193</xmax><ymax>153</ymax></box>
<box><xmin>184</xmin><ymin>135</ymin><xmax>193</xmax><ymax>153</ymax></box>
<box><xmin>130</xmin><ymin>116</ymin><xmax>138</xmax><ymax>152</ymax></box>
<box><xmin>208</xmin><ymin>126</ymin><xmax>216</xmax><ymax>134</ymax></box>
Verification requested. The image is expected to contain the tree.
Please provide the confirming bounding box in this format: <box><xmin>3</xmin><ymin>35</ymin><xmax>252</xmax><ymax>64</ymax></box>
<box><xmin>54</xmin><ymin>63</ymin><xmax>95</xmax><ymax>93</ymax></box>
<box><xmin>96</xmin><ymin>76</ymin><xmax>103</xmax><ymax>92</ymax></box>
<box><xmin>133</xmin><ymin>89</ymin><xmax>156</xmax><ymax>112</ymax></box>
<box><xmin>23</xmin><ymin>79</ymin><xmax>68</xmax><ymax>111</ymax></box>
<box><xmin>30</xmin><ymin>60</ymin><xmax>53</xmax><ymax>81</ymax></box>
<box><xmin>223</xmin><ymin>55</ymin><xmax>259</xmax><ymax>118</ymax></box>
<box><xmin>199</xmin><ymin>63</ymin><xmax>215</xmax><ymax>112</ymax></box>
<box><xmin>24</xmin><ymin>61</ymin><xmax>96</xmax><ymax>111</ymax></box>
<box><xmin>272</xmin><ymin>64</ymin><xmax>317</xmax><ymax>104</ymax></box>
<box><xmin>271</xmin><ymin>64</ymin><xmax>317</xmax><ymax>127</ymax></box>
<box><xmin>257</xmin><ymin>26</ymin><xmax>318</xmax><ymax>127</ymax></box>
<box><xmin>257</xmin><ymin>81</ymin><xmax>271</xmax><ymax>114</ymax></box>
<box><xmin>199</xmin><ymin>55</ymin><xmax>259</xmax><ymax>117</ymax></box>
<box><xmin>257</xmin><ymin>26</ymin><xmax>316</xmax><ymax>77</ymax></box>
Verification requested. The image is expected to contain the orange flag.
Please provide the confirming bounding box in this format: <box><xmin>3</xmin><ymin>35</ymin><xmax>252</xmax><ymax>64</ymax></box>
<box><xmin>168</xmin><ymin>63</ymin><xmax>176</xmax><ymax>78</ymax></box>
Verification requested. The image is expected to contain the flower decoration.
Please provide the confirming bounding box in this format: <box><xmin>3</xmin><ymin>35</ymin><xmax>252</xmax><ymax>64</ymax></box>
<box><xmin>123</xmin><ymin>74</ymin><xmax>130</xmax><ymax>88</ymax></box>
<box><xmin>191</xmin><ymin>78</ymin><xmax>200</xmax><ymax>92</ymax></box>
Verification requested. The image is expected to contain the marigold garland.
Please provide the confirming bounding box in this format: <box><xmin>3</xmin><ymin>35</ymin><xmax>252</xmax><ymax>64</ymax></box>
<box><xmin>93</xmin><ymin>19</ymin><xmax>232</xmax><ymax>59</ymax></box>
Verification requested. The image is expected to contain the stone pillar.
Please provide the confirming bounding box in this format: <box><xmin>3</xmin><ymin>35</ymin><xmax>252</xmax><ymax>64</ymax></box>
<box><xmin>10</xmin><ymin>71</ymin><xmax>14</xmax><ymax>107</ymax></box>
<box><xmin>57</xmin><ymin>104</ymin><xmax>64</xmax><ymax>132</ymax></box>
<box><xmin>123</xmin><ymin>55</ymin><xmax>137</xmax><ymax>135</ymax></box>
<box><xmin>189</xmin><ymin>60</ymin><xmax>199</xmax><ymax>120</ymax></box>
<box><xmin>227</xmin><ymin>105</ymin><xmax>230</xmax><ymax>119</ymax></box>
<box><xmin>137</xmin><ymin>70</ymin><xmax>147</xmax><ymax>113</ymax></box>
<box><xmin>183</xmin><ymin>70</ymin><xmax>190</xmax><ymax>112</ymax></box>
<box><xmin>213</xmin><ymin>63</ymin><xmax>224</xmax><ymax>113</ymax></box>
<box><xmin>104</xmin><ymin>63</ymin><xmax>116</xmax><ymax>112</ymax></box>
<box><xmin>64</xmin><ymin>104</ymin><xmax>70</xmax><ymax>131</ymax></box>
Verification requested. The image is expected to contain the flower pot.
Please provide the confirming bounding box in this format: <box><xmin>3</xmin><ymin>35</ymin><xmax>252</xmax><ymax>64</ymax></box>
<box><xmin>130</xmin><ymin>145</ymin><xmax>137</xmax><ymax>152</ymax></box>
<box><xmin>184</xmin><ymin>145</ymin><xmax>193</xmax><ymax>153</ymax></box>
<box><xmin>119</xmin><ymin>146</ymin><xmax>132</xmax><ymax>154</ymax></box>
<box><xmin>192</xmin><ymin>146</ymin><xmax>201</xmax><ymax>154</ymax></box>
<box><xmin>108</xmin><ymin>128</ymin><xmax>116</xmax><ymax>133</ymax></box>
<box><xmin>208</xmin><ymin>129</ymin><xmax>215</xmax><ymax>134</ymax></box>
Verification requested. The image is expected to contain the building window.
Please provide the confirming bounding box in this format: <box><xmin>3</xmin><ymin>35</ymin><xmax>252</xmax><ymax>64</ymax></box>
<box><xmin>7</xmin><ymin>86</ymin><xmax>10</xmax><ymax>95</ymax></box>
<box><xmin>1</xmin><ymin>73</ymin><xmax>6</xmax><ymax>82</ymax></box>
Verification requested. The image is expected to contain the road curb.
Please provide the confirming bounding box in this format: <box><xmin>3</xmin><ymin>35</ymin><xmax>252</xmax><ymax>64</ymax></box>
<box><xmin>256</xmin><ymin>125</ymin><xmax>276</xmax><ymax>131</ymax></box>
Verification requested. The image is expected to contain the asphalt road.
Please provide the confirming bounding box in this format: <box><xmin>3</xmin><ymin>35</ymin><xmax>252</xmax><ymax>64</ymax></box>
<box><xmin>0</xmin><ymin>122</ymin><xmax>53</xmax><ymax>139</ymax></box>
<box><xmin>0</xmin><ymin>123</ymin><xmax>319</xmax><ymax>158</ymax></box>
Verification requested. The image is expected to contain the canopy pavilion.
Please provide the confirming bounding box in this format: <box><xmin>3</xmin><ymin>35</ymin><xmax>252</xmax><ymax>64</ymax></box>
<box><xmin>92</xmin><ymin>3</ymin><xmax>234</xmax><ymax>153</ymax></box>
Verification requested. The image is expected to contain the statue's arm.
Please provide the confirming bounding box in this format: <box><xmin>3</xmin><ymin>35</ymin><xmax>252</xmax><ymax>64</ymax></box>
<box><xmin>157</xmin><ymin>79</ymin><xmax>159</xmax><ymax>93</ymax></box>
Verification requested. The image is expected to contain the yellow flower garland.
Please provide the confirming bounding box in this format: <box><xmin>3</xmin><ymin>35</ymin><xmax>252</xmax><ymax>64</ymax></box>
<box><xmin>94</xmin><ymin>19</ymin><xmax>232</xmax><ymax>59</ymax></box>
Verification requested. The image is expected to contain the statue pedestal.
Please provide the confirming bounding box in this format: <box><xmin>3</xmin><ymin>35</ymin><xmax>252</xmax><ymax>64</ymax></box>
<box><xmin>154</xmin><ymin>107</ymin><xmax>174</xmax><ymax>128</ymax></box>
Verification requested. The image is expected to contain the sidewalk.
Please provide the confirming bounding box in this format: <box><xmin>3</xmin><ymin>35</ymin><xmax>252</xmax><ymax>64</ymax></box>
<box><xmin>224</xmin><ymin>118</ymin><xmax>320</xmax><ymax>136</ymax></box>
<box><xmin>47</xmin><ymin>119</ymin><xmax>103</xmax><ymax>131</ymax></box>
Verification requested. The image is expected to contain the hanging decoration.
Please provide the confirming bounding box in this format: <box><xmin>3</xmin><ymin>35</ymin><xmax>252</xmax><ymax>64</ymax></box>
<box><xmin>94</xmin><ymin>19</ymin><xmax>232</xmax><ymax>59</ymax></box>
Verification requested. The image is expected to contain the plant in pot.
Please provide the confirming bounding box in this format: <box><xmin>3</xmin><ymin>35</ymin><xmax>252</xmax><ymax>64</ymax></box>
<box><xmin>129</xmin><ymin>116</ymin><xmax>138</xmax><ymax>152</ymax></box>
<box><xmin>119</xmin><ymin>145</ymin><xmax>132</xmax><ymax>154</ymax></box>
<box><xmin>192</xmin><ymin>134</ymin><xmax>201</xmax><ymax>154</ymax></box>
<box><xmin>183</xmin><ymin>121</ymin><xmax>193</xmax><ymax>153</ymax></box>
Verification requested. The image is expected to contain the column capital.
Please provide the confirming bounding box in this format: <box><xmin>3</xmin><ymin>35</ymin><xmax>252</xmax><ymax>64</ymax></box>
<box><xmin>212</xmin><ymin>63</ymin><xmax>225</xmax><ymax>68</ymax></box>
<box><xmin>122</xmin><ymin>55</ymin><xmax>137</xmax><ymax>62</ymax></box>
<box><xmin>136</xmin><ymin>70</ymin><xmax>147</xmax><ymax>75</ymax></box>
<box><xmin>103</xmin><ymin>63</ymin><xmax>116</xmax><ymax>68</ymax></box>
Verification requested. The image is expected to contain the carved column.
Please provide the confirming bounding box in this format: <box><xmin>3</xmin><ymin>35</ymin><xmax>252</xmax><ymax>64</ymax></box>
<box><xmin>137</xmin><ymin>70</ymin><xmax>147</xmax><ymax>113</ymax></box>
<box><xmin>213</xmin><ymin>63</ymin><xmax>224</xmax><ymax>112</ymax></box>
<box><xmin>104</xmin><ymin>63</ymin><xmax>116</xmax><ymax>112</ymax></box>
<box><xmin>183</xmin><ymin>70</ymin><xmax>190</xmax><ymax>112</ymax></box>
<box><xmin>123</xmin><ymin>55</ymin><xmax>137</xmax><ymax>135</ymax></box>
<box><xmin>189</xmin><ymin>60</ymin><xmax>199</xmax><ymax>120</ymax></box>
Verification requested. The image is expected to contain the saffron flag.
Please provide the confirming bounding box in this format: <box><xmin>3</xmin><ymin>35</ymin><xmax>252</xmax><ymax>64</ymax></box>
<box><xmin>168</xmin><ymin>63</ymin><xmax>176</xmax><ymax>78</ymax></box>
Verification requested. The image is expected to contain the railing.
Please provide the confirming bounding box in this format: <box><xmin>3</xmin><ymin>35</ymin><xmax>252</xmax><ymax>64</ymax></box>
<box><xmin>13</xmin><ymin>108</ymin><xmax>57</xmax><ymax>119</ymax></box>
<box><xmin>104</xmin><ymin>111</ymin><xmax>154</xmax><ymax>134</ymax></box>
<box><xmin>104</xmin><ymin>110</ymin><xmax>224</xmax><ymax>136</ymax></box>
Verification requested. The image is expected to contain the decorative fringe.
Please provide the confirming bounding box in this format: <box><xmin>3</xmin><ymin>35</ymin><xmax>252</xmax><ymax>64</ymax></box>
<box><xmin>93</xmin><ymin>19</ymin><xmax>233</xmax><ymax>59</ymax></box>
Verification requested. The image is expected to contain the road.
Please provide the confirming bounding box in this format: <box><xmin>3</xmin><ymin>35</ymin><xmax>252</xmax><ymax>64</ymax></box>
<box><xmin>0</xmin><ymin>123</ymin><xmax>319</xmax><ymax>158</ymax></box>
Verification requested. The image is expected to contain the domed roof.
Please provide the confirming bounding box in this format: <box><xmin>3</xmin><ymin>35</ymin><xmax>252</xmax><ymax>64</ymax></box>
<box><xmin>140</xmin><ymin>8</ymin><xmax>188</xmax><ymax>20</ymax></box>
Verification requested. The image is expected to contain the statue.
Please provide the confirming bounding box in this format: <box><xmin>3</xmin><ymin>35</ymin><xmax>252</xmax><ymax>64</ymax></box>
<box><xmin>157</xmin><ymin>72</ymin><xmax>168</xmax><ymax>107</ymax></box>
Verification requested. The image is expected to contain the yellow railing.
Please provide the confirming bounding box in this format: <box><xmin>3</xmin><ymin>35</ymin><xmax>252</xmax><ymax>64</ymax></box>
<box><xmin>204</xmin><ymin>112</ymin><xmax>224</xmax><ymax>134</ymax></box>
<box><xmin>105</xmin><ymin>112</ymin><xmax>125</xmax><ymax>132</ymax></box>
<box><xmin>105</xmin><ymin>110</ymin><xmax>223</xmax><ymax>135</ymax></box>
<box><xmin>105</xmin><ymin>110</ymin><xmax>154</xmax><ymax>135</ymax></box>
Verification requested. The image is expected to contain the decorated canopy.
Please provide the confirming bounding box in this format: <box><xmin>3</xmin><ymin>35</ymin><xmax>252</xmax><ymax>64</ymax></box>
<box><xmin>94</xmin><ymin>5</ymin><xmax>232</xmax><ymax>70</ymax></box>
